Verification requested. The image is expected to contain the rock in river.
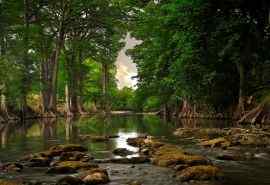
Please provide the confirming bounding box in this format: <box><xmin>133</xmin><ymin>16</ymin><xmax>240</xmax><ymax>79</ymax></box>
<box><xmin>50</xmin><ymin>144</ymin><xmax>88</xmax><ymax>153</ymax></box>
<box><xmin>177</xmin><ymin>165</ymin><xmax>222</xmax><ymax>182</ymax></box>
<box><xmin>47</xmin><ymin>161</ymin><xmax>98</xmax><ymax>174</ymax></box>
<box><xmin>113</xmin><ymin>148</ymin><xmax>135</xmax><ymax>157</ymax></box>
<box><xmin>59</xmin><ymin>151</ymin><xmax>93</xmax><ymax>162</ymax></box>
<box><xmin>0</xmin><ymin>163</ymin><xmax>23</xmax><ymax>172</ymax></box>
<box><xmin>151</xmin><ymin>145</ymin><xmax>209</xmax><ymax>167</ymax></box>
<box><xmin>200</xmin><ymin>137</ymin><xmax>231</xmax><ymax>149</ymax></box>
<box><xmin>79</xmin><ymin>168</ymin><xmax>110</xmax><ymax>184</ymax></box>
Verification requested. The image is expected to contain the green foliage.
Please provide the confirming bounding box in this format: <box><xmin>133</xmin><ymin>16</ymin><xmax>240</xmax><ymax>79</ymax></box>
<box><xmin>129</xmin><ymin>0</ymin><xmax>270</xmax><ymax>113</ymax></box>
<box><xmin>112</xmin><ymin>87</ymin><xmax>135</xmax><ymax>110</ymax></box>
<box><xmin>0</xmin><ymin>0</ymin><xmax>128</xmax><ymax>113</ymax></box>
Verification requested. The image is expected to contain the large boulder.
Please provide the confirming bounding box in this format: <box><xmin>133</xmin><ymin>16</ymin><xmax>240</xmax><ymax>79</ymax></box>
<box><xmin>177</xmin><ymin>165</ymin><xmax>222</xmax><ymax>182</ymax></box>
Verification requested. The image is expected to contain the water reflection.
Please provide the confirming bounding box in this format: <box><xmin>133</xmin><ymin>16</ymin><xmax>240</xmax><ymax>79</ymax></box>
<box><xmin>178</xmin><ymin>118</ymin><xmax>234</xmax><ymax>128</ymax></box>
<box><xmin>0</xmin><ymin>115</ymin><xmax>177</xmax><ymax>162</ymax></box>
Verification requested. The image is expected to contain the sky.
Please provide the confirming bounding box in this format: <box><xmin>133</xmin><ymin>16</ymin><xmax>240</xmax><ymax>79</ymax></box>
<box><xmin>115</xmin><ymin>34</ymin><xmax>141</xmax><ymax>89</ymax></box>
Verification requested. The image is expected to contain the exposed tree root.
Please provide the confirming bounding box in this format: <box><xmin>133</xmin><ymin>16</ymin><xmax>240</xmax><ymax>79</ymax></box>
<box><xmin>238</xmin><ymin>100</ymin><xmax>270</xmax><ymax>124</ymax></box>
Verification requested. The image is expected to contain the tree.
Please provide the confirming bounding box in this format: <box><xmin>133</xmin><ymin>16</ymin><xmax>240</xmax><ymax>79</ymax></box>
<box><xmin>129</xmin><ymin>0</ymin><xmax>270</xmax><ymax>121</ymax></box>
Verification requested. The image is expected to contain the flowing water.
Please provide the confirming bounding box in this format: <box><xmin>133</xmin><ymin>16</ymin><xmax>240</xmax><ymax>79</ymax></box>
<box><xmin>0</xmin><ymin>115</ymin><xmax>269</xmax><ymax>185</ymax></box>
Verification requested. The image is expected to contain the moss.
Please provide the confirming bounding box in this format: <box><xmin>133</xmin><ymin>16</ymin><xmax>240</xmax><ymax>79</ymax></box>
<box><xmin>50</xmin><ymin>144</ymin><xmax>87</xmax><ymax>152</ymax></box>
<box><xmin>200</xmin><ymin>137</ymin><xmax>231</xmax><ymax>148</ymax></box>
<box><xmin>152</xmin><ymin>145</ymin><xmax>208</xmax><ymax>167</ymax></box>
<box><xmin>177</xmin><ymin>165</ymin><xmax>221</xmax><ymax>181</ymax></box>
<box><xmin>57</xmin><ymin>161</ymin><xmax>98</xmax><ymax>170</ymax></box>
<box><xmin>59</xmin><ymin>151</ymin><xmax>92</xmax><ymax>162</ymax></box>
<box><xmin>47</xmin><ymin>161</ymin><xmax>98</xmax><ymax>174</ymax></box>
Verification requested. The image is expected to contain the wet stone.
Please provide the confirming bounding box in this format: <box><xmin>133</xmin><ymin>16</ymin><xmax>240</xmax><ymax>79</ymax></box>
<box><xmin>176</xmin><ymin>165</ymin><xmax>222</xmax><ymax>182</ymax></box>
<box><xmin>113</xmin><ymin>148</ymin><xmax>135</xmax><ymax>157</ymax></box>
<box><xmin>79</xmin><ymin>168</ymin><xmax>110</xmax><ymax>184</ymax></box>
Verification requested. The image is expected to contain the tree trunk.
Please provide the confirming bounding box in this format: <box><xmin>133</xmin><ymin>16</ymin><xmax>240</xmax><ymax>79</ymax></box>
<box><xmin>65</xmin><ymin>84</ymin><xmax>73</xmax><ymax>117</ymax></box>
<box><xmin>236</xmin><ymin>61</ymin><xmax>245</xmax><ymax>118</ymax></box>
<box><xmin>41</xmin><ymin>30</ymin><xmax>65</xmax><ymax>116</ymax></box>
<box><xmin>49</xmin><ymin>30</ymin><xmax>65</xmax><ymax>113</ymax></box>
<box><xmin>0</xmin><ymin>94</ymin><xmax>9</xmax><ymax>119</ymax></box>
<box><xmin>20</xmin><ymin>0</ymin><xmax>31</xmax><ymax>119</ymax></box>
<box><xmin>102</xmin><ymin>63</ymin><xmax>110</xmax><ymax>113</ymax></box>
<box><xmin>65</xmin><ymin>49</ymin><xmax>83</xmax><ymax>115</ymax></box>
<box><xmin>76</xmin><ymin>51</ymin><xmax>86</xmax><ymax>114</ymax></box>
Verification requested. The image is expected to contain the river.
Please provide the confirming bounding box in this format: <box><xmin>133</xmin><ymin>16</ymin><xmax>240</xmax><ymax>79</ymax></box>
<box><xmin>0</xmin><ymin>115</ymin><xmax>270</xmax><ymax>185</ymax></box>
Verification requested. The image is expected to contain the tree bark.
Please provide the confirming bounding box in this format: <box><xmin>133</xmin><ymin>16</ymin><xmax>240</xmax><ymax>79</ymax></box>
<box><xmin>41</xmin><ymin>28</ymin><xmax>65</xmax><ymax>116</ymax></box>
<box><xmin>0</xmin><ymin>93</ymin><xmax>9</xmax><ymax>119</ymax></box>
<box><xmin>236</xmin><ymin>61</ymin><xmax>245</xmax><ymax>117</ymax></box>
<box><xmin>49</xmin><ymin>29</ymin><xmax>65</xmax><ymax>113</ymax></box>
<box><xmin>65</xmin><ymin>84</ymin><xmax>73</xmax><ymax>117</ymax></box>
<box><xmin>76</xmin><ymin>51</ymin><xmax>85</xmax><ymax>114</ymax></box>
<box><xmin>102</xmin><ymin>63</ymin><xmax>110</xmax><ymax>113</ymax></box>
<box><xmin>20</xmin><ymin>0</ymin><xmax>31</xmax><ymax>119</ymax></box>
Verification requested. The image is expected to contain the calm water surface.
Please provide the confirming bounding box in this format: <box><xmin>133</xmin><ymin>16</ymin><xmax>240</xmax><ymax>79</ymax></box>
<box><xmin>0</xmin><ymin>115</ymin><xmax>270</xmax><ymax>185</ymax></box>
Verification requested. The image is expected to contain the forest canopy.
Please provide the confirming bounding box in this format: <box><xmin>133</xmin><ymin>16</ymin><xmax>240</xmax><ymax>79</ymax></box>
<box><xmin>0</xmin><ymin>0</ymin><xmax>270</xmax><ymax>123</ymax></box>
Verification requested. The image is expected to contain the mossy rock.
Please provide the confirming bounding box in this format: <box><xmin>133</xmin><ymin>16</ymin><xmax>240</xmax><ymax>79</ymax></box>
<box><xmin>174</xmin><ymin>128</ymin><xmax>226</xmax><ymax>139</ymax></box>
<box><xmin>39</xmin><ymin>149</ymin><xmax>63</xmax><ymax>157</ymax></box>
<box><xmin>59</xmin><ymin>151</ymin><xmax>93</xmax><ymax>162</ymax></box>
<box><xmin>50</xmin><ymin>144</ymin><xmax>87</xmax><ymax>153</ymax></box>
<box><xmin>143</xmin><ymin>137</ymin><xmax>164</xmax><ymax>148</ymax></box>
<box><xmin>152</xmin><ymin>145</ymin><xmax>208</xmax><ymax>167</ymax></box>
<box><xmin>127</xmin><ymin>137</ymin><xmax>146</xmax><ymax>147</ymax></box>
<box><xmin>113</xmin><ymin>148</ymin><xmax>135</xmax><ymax>156</ymax></box>
<box><xmin>177</xmin><ymin>165</ymin><xmax>222</xmax><ymax>182</ymax></box>
<box><xmin>47</xmin><ymin>161</ymin><xmax>98</xmax><ymax>174</ymax></box>
<box><xmin>200</xmin><ymin>137</ymin><xmax>231</xmax><ymax>148</ymax></box>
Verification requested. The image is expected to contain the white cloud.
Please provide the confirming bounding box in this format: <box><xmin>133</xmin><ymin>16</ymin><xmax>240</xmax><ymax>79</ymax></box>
<box><xmin>116</xmin><ymin>33</ymin><xmax>141</xmax><ymax>89</ymax></box>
